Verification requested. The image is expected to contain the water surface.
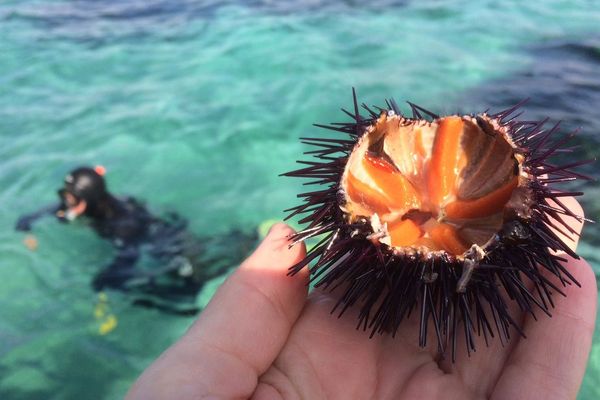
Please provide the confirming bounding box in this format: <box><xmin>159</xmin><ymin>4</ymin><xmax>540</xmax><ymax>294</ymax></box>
<box><xmin>1</xmin><ymin>1</ymin><xmax>599</xmax><ymax>398</ymax></box>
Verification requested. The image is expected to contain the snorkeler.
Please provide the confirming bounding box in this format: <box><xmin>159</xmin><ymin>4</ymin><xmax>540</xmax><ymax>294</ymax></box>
<box><xmin>15</xmin><ymin>166</ymin><xmax>257</xmax><ymax>314</ymax></box>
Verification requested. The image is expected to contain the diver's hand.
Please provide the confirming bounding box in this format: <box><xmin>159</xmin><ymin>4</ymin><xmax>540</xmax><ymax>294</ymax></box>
<box><xmin>127</xmin><ymin>215</ymin><xmax>596</xmax><ymax>399</ymax></box>
<box><xmin>15</xmin><ymin>203</ymin><xmax>63</xmax><ymax>230</ymax></box>
<box><xmin>15</xmin><ymin>215</ymin><xmax>33</xmax><ymax>231</ymax></box>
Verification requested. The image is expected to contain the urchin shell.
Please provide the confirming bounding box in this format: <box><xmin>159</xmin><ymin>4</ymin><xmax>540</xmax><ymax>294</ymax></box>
<box><xmin>283</xmin><ymin>89</ymin><xmax>591</xmax><ymax>360</ymax></box>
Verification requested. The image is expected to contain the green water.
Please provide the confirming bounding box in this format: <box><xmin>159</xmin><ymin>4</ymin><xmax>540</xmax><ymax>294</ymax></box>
<box><xmin>1</xmin><ymin>1</ymin><xmax>599</xmax><ymax>398</ymax></box>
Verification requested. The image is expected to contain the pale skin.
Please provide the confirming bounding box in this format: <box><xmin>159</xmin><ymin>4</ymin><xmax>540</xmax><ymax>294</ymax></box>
<box><xmin>126</xmin><ymin>198</ymin><xmax>597</xmax><ymax>400</ymax></box>
<box><xmin>56</xmin><ymin>192</ymin><xmax>87</xmax><ymax>218</ymax></box>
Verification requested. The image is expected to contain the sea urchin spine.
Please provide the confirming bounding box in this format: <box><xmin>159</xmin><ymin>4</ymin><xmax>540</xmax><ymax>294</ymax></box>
<box><xmin>283</xmin><ymin>89</ymin><xmax>591</xmax><ymax>360</ymax></box>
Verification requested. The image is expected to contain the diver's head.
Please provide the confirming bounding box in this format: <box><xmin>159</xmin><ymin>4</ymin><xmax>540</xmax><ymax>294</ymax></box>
<box><xmin>58</xmin><ymin>166</ymin><xmax>110</xmax><ymax>220</ymax></box>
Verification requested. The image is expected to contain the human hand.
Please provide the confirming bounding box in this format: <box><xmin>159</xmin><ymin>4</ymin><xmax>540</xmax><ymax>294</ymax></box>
<box><xmin>15</xmin><ymin>215</ymin><xmax>33</xmax><ymax>232</ymax></box>
<box><xmin>127</xmin><ymin>201</ymin><xmax>597</xmax><ymax>400</ymax></box>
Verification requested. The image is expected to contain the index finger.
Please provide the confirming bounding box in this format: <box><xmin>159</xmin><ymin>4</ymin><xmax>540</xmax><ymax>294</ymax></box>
<box><xmin>126</xmin><ymin>223</ymin><xmax>309</xmax><ymax>400</ymax></box>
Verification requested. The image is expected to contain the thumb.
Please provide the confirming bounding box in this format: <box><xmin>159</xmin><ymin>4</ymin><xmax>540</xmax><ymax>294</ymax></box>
<box><xmin>126</xmin><ymin>223</ymin><xmax>308</xmax><ymax>400</ymax></box>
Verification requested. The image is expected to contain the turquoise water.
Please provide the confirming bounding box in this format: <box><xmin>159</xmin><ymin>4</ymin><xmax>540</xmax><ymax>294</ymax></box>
<box><xmin>1</xmin><ymin>0</ymin><xmax>599</xmax><ymax>398</ymax></box>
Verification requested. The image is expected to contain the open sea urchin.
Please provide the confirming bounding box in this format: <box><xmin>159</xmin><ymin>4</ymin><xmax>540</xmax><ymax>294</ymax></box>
<box><xmin>283</xmin><ymin>89</ymin><xmax>591</xmax><ymax>360</ymax></box>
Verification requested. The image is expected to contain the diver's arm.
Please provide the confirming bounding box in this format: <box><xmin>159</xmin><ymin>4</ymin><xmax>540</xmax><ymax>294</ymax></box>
<box><xmin>15</xmin><ymin>203</ymin><xmax>63</xmax><ymax>232</ymax></box>
<box><xmin>92</xmin><ymin>245</ymin><xmax>140</xmax><ymax>291</ymax></box>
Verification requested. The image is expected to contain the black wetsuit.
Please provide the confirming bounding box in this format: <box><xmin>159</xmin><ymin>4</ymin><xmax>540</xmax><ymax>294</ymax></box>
<box><xmin>16</xmin><ymin>196</ymin><xmax>257</xmax><ymax>313</ymax></box>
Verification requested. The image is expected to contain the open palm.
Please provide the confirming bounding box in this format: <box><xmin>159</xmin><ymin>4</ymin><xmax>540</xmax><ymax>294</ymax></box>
<box><xmin>127</xmin><ymin>219</ymin><xmax>596</xmax><ymax>400</ymax></box>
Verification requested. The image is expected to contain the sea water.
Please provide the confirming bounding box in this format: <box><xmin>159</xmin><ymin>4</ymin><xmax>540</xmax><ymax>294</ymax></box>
<box><xmin>0</xmin><ymin>1</ymin><xmax>599</xmax><ymax>398</ymax></box>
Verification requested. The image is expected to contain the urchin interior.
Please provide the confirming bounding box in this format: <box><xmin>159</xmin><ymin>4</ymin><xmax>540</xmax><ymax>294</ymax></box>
<box><xmin>341</xmin><ymin>112</ymin><xmax>522</xmax><ymax>256</ymax></box>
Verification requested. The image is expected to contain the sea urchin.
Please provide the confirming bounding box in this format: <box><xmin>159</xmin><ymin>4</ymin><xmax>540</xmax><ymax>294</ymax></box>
<box><xmin>283</xmin><ymin>89</ymin><xmax>591</xmax><ymax>360</ymax></box>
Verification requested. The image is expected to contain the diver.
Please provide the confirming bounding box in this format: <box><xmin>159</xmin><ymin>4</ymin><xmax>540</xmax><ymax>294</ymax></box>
<box><xmin>15</xmin><ymin>166</ymin><xmax>258</xmax><ymax>314</ymax></box>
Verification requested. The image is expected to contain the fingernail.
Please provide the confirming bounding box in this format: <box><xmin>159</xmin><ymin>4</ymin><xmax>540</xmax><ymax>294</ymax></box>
<box><xmin>266</xmin><ymin>222</ymin><xmax>293</xmax><ymax>239</ymax></box>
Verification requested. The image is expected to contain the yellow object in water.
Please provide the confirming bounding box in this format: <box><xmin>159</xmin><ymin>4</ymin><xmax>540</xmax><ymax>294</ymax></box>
<box><xmin>98</xmin><ymin>315</ymin><xmax>118</xmax><ymax>335</ymax></box>
<box><xmin>94</xmin><ymin>292</ymin><xmax>118</xmax><ymax>335</ymax></box>
<box><xmin>94</xmin><ymin>304</ymin><xmax>106</xmax><ymax>319</ymax></box>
